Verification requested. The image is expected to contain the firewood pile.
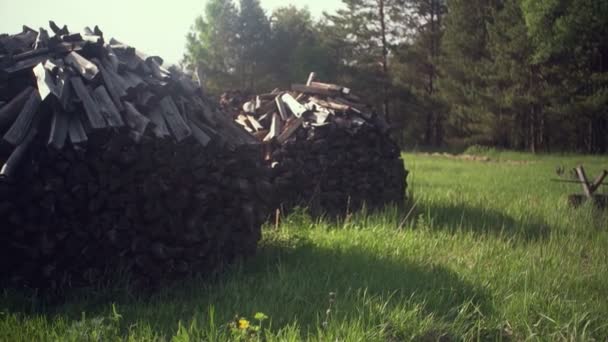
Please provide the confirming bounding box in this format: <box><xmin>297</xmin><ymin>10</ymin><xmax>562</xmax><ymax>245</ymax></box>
<box><xmin>223</xmin><ymin>74</ymin><xmax>407</xmax><ymax>216</ymax></box>
<box><xmin>0</xmin><ymin>23</ymin><xmax>271</xmax><ymax>289</ymax></box>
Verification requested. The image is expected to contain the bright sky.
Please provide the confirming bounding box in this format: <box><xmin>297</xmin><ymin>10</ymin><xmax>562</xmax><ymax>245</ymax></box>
<box><xmin>0</xmin><ymin>0</ymin><xmax>343</xmax><ymax>65</ymax></box>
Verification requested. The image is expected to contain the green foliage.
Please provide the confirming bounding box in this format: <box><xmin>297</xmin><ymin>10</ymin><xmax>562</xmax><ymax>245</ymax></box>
<box><xmin>235</xmin><ymin>0</ymin><xmax>271</xmax><ymax>91</ymax></box>
<box><xmin>184</xmin><ymin>0</ymin><xmax>240</xmax><ymax>93</ymax></box>
<box><xmin>438</xmin><ymin>0</ymin><xmax>608</xmax><ymax>152</ymax></box>
<box><xmin>183</xmin><ymin>0</ymin><xmax>606</xmax><ymax>152</ymax></box>
<box><xmin>269</xmin><ymin>6</ymin><xmax>336</xmax><ymax>88</ymax></box>
<box><xmin>521</xmin><ymin>0</ymin><xmax>608</xmax><ymax>152</ymax></box>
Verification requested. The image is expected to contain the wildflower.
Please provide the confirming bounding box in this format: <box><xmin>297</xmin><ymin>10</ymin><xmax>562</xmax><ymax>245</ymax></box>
<box><xmin>238</xmin><ymin>318</ymin><xmax>250</xmax><ymax>330</ymax></box>
<box><xmin>254</xmin><ymin>312</ymin><xmax>268</xmax><ymax>321</ymax></box>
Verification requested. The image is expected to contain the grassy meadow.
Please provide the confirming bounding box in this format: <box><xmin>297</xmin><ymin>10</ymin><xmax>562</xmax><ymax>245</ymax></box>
<box><xmin>1</xmin><ymin>150</ymin><xmax>607</xmax><ymax>341</ymax></box>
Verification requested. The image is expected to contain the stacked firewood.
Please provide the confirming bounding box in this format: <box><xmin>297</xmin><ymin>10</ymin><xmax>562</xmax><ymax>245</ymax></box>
<box><xmin>224</xmin><ymin>74</ymin><xmax>407</xmax><ymax>216</ymax></box>
<box><xmin>0</xmin><ymin>23</ymin><xmax>271</xmax><ymax>289</ymax></box>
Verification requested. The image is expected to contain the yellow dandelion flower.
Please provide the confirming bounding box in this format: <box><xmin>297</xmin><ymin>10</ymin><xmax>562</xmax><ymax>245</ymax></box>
<box><xmin>238</xmin><ymin>318</ymin><xmax>250</xmax><ymax>330</ymax></box>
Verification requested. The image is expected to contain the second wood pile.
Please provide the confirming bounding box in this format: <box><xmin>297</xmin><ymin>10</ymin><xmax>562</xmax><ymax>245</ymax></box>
<box><xmin>222</xmin><ymin>75</ymin><xmax>407</xmax><ymax>216</ymax></box>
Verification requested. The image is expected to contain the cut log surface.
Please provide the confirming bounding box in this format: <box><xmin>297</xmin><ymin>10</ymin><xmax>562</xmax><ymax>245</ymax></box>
<box><xmin>281</xmin><ymin>93</ymin><xmax>308</xmax><ymax>118</ymax></box>
<box><xmin>33</xmin><ymin>62</ymin><xmax>57</xmax><ymax>101</ymax></box>
<box><xmin>0</xmin><ymin>21</ymin><xmax>269</xmax><ymax>291</ymax></box>
<box><xmin>64</xmin><ymin>51</ymin><xmax>99</xmax><ymax>80</ymax></box>
<box><xmin>221</xmin><ymin>75</ymin><xmax>407</xmax><ymax>217</ymax></box>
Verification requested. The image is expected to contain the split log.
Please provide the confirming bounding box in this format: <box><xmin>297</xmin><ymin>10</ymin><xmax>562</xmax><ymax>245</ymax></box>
<box><xmin>33</xmin><ymin>62</ymin><xmax>57</xmax><ymax>101</ymax></box>
<box><xmin>275</xmin><ymin>94</ymin><xmax>289</xmax><ymax>120</ymax></box>
<box><xmin>64</xmin><ymin>51</ymin><xmax>99</xmax><ymax>81</ymax></box>
<box><xmin>93</xmin><ymin>85</ymin><xmax>124</xmax><ymax>127</ymax></box>
<box><xmin>1</xmin><ymin>128</ymin><xmax>37</xmax><ymax>179</ymax></box>
<box><xmin>70</xmin><ymin>77</ymin><xmax>106</xmax><ymax>129</ymax></box>
<box><xmin>123</xmin><ymin>101</ymin><xmax>150</xmax><ymax>140</ymax></box>
<box><xmin>0</xmin><ymin>87</ymin><xmax>34</xmax><ymax>132</ymax></box>
<box><xmin>149</xmin><ymin>107</ymin><xmax>170</xmax><ymax>138</ymax></box>
<box><xmin>48</xmin><ymin>110</ymin><xmax>69</xmax><ymax>149</ymax></box>
<box><xmin>277</xmin><ymin>117</ymin><xmax>304</xmax><ymax>144</ymax></box>
<box><xmin>3</xmin><ymin>91</ymin><xmax>41</xmax><ymax>146</ymax></box>
<box><xmin>291</xmin><ymin>84</ymin><xmax>338</xmax><ymax>97</ymax></box>
<box><xmin>67</xmin><ymin>112</ymin><xmax>87</xmax><ymax>144</ymax></box>
<box><xmin>159</xmin><ymin>96</ymin><xmax>191</xmax><ymax>142</ymax></box>
<box><xmin>280</xmin><ymin>93</ymin><xmax>307</xmax><ymax>118</ymax></box>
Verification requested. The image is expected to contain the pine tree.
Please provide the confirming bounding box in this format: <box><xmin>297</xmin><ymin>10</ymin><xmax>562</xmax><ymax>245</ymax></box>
<box><xmin>394</xmin><ymin>0</ymin><xmax>447</xmax><ymax>146</ymax></box>
<box><xmin>438</xmin><ymin>0</ymin><xmax>500</xmax><ymax>146</ymax></box>
<box><xmin>522</xmin><ymin>0</ymin><xmax>608</xmax><ymax>152</ymax></box>
<box><xmin>236</xmin><ymin>0</ymin><xmax>271</xmax><ymax>91</ymax></box>
<box><xmin>486</xmin><ymin>0</ymin><xmax>544</xmax><ymax>151</ymax></box>
<box><xmin>269</xmin><ymin>6</ymin><xmax>336</xmax><ymax>88</ymax></box>
<box><xmin>183</xmin><ymin>0</ymin><xmax>240</xmax><ymax>93</ymax></box>
<box><xmin>324</xmin><ymin>0</ymin><xmax>403</xmax><ymax>122</ymax></box>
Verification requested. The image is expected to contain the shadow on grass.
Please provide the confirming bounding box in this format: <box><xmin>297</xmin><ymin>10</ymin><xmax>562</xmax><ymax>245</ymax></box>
<box><xmin>419</xmin><ymin>201</ymin><xmax>551</xmax><ymax>242</ymax></box>
<box><xmin>2</xmin><ymin>232</ymin><xmax>494</xmax><ymax>339</ymax></box>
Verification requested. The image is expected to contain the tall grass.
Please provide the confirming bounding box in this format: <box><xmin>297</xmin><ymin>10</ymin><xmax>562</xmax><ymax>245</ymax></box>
<box><xmin>1</xmin><ymin>152</ymin><xmax>607</xmax><ymax>341</ymax></box>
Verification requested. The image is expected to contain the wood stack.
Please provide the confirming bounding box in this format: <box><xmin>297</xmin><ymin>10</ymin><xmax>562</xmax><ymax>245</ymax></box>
<box><xmin>223</xmin><ymin>74</ymin><xmax>407</xmax><ymax>216</ymax></box>
<box><xmin>0</xmin><ymin>23</ymin><xmax>271</xmax><ymax>289</ymax></box>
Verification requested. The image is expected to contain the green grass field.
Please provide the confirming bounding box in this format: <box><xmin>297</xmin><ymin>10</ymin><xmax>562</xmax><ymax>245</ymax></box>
<box><xmin>1</xmin><ymin>151</ymin><xmax>607</xmax><ymax>341</ymax></box>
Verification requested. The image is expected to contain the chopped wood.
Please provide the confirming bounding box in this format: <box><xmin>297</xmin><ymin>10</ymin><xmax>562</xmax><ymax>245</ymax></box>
<box><xmin>56</xmin><ymin>69</ymin><xmax>72</xmax><ymax>110</ymax></box>
<box><xmin>159</xmin><ymin>96</ymin><xmax>191</xmax><ymax>142</ymax></box>
<box><xmin>93</xmin><ymin>85</ymin><xmax>124</xmax><ymax>127</ymax></box>
<box><xmin>48</xmin><ymin>20</ymin><xmax>68</xmax><ymax>35</ymax></box>
<box><xmin>67</xmin><ymin>112</ymin><xmax>87</xmax><ymax>144</ymax></box>
<box><xmin>123</xmin><ymin>101</ymin><xmax>150</xmax><ymax>137</ymax></box>
<box><xmin>147</xmin><ymin>59</ymin><xmax>170</xmax><ymax>80</ymax></box>
<box><xmin>43</xmin><ymin>59</ymin><xmax>61</xmax><ymax>74</ymax></box>
<box><xmin>310</xmin><ymin>81</ymin><xmax>349</xmax><ymax>94</ymax></box>
<box><xmin>0</xmin><ymin>21</ymin><xmax>269</xmax><ymax>290</ymax></box>
<box><xmin>64</xmin><ymin>51</ymin><xmax>99</xmax><ymax>80</ymax></box>
<box><xmin>291</xmin><ymin>83</ymin><xmax>338</xmax><ymax>96</ymax></box>
<box><xmin>70</xmin><ymin>77</ymin><xmax>106</xmax><ymax>129</ymax></box>
<box><xmin>1</xmin><ymin>127</ymin><xmax>37</xmax><ymax>179</ymax></box>
<box><xmin>3</xmin><ymin>90</ymin><xmax>41</xmax><ymax>146</ymax></box>
<box><xmin>275</xmin><ymin>94</ymin><xmax>289</xmax><ymax>120</ymax></box>
<box><xmin>2</xmin><ymin>55</ymin><xmax>49</xmax><ymax>75</ymax></box>
<box><xmin>33</xmin><ymin>62</ymin><xmax>57</xmax><ymax>101</ymax></box>
<box><xmin>104</xmin><ymin>45</ymin><xmax>120</xmax><ymax>72</ymax></box>
<box><xmin>277</xmin><ymin>117</ymin><xmax>304</xmax><ymax>144</ymax></box>
<box><xmin>263</xmin><ymin>113</ymin><xmax>282</xmax><ymax>142</ymax></box>
<box><xmin>309</xmin><ymin>97</ymin><xmax>349</xmax><ymax>112</ymax></box>
<box><xmin>306</xmin><ymin>72</ymin><xmax>316</xmax><ymax>86</ymax></box>
<box><xmin>62</xmin><ymin>33</ymin><xmax>83</xmax><ymax>42</ymax></box>
<box><xmin>281</xmin><ymin>93</ymin><xmax>308</xmax><ymax>118</ymax></box>
<box><xmin>96</xmin><ymin>63</ymin><xmax>124</xmax><ymax>111</ymax></box>
<box><xmin>221</xmin><ymin>74</ymin><xmax>407</xmax><ymax>217</ymax></box>
<box><xmin>148</xmin><ymin>107</ymin><xmax>171</xmax><ymax>138</ymax></box>
<box><xmin>236</xmin><ymin>114</ymin><xmax>253</xmax><ymax>132</ymax></box>
<box><xmin>247</xmin><ymin>115</ymin><xmax>263</xmax><ymax>131</ymax></box>
<box><xmin>190</xmin><ymin>121</ymin><xmax>212</xmax><ymax>146</ymax></box>
<box><xmin>0</xmin><ymin>87</ymin><xmax>34</xmax><ymax>132</ymax></box>
<box><xmin>48</xmin><ymin>110</ymin><xmax>69</xmax><ymax>149</ymax></box>
<box><xmin>34</xmin><ymin>28</ymin><xmax>49</xmax><ymax>49</ymax></box>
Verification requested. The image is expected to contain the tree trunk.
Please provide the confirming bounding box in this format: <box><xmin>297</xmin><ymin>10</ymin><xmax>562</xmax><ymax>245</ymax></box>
<box><xmin>378</xmin><ymin>0</ymin><xmax>390</xmax><ymax>123</ymax></box>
